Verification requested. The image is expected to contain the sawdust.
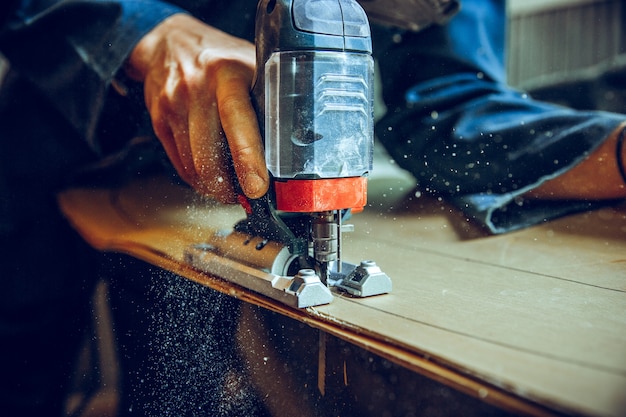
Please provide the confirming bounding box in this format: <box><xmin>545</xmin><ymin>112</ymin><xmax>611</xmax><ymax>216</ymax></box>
<box><xmin>122</xmin><ymin>269</ymin><xmax>269</xmax><ymax>416</ymax></box>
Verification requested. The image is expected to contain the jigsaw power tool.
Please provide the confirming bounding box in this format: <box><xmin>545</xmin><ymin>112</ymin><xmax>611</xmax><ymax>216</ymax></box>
<box><xmin>185</xmin><ymin>0</ymin><xmax>391</xmax><ymax>308</ymax></box>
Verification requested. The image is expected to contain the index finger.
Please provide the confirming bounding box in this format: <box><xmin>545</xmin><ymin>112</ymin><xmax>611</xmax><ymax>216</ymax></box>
<box><xmin>216</xmin><ymin>64</ymin><xmax>269</xmax><ymax>199</ymax></box>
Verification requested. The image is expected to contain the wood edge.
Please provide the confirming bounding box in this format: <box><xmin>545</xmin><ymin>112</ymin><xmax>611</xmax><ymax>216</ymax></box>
<box><xmin>108</xmin><ymin>241</ymin><xmax>583</xmax><ymax>417</ymax></box>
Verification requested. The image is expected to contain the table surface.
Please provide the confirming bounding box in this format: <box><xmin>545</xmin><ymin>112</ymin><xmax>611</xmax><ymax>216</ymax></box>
<box><xmin>57</xmin><ymin>173</ymin><xmax>626</xmax><ymax>417</ymax></box>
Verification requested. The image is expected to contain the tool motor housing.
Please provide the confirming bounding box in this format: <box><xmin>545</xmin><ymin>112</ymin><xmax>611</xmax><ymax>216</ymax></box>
<box><xmin>253</xmin><ymin>0</ymin><xmax>374</xmax><ymax>213</ymax></box>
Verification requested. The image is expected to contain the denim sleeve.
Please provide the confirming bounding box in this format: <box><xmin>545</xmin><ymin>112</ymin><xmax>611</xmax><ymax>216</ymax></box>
<box><xmin>372</xmin><ymin>0</ymin><xmax>624</xmax><ymax>233</ymax></box>
<box><xmin>0</xmin><ymin>0</ymin><xmax>185</xmax><ymax>151</ymax></box>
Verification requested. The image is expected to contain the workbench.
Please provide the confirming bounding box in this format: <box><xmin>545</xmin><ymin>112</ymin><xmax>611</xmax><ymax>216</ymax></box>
<box><xmin>57</xmin><ymin>165</ymin><xmax>626</xmax><ymax>417</ymax></box>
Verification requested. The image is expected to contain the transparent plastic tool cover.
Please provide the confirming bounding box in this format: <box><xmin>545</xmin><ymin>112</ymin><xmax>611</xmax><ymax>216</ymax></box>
<box><xmin>265</xmin><ymin>51</ymin><xmax>374</xmax><ymax>179</ymax></box>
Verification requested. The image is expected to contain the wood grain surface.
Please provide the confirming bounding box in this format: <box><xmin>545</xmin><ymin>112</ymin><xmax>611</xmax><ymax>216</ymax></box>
<box><xmin>57</xmin><ymin>174</ymin><xmax>626</xmax><ymax>417</ymax></box>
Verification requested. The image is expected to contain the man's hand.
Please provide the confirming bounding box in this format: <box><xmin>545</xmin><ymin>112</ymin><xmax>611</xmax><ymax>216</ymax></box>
<box><xmin>126</xmin><ymin>13</ymin><xmax>269</xmax><ymax>203</ymax></box>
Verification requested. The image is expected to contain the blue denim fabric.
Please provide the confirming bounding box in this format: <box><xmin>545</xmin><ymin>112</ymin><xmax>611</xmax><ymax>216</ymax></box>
<box><xmin>373</xmin><ymin>0</ymin><xmax>624</xmax><ymax>232</ymax></box>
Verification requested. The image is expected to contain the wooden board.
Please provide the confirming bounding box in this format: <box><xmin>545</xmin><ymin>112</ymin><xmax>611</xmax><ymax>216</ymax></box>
<box><xmin>57</xmin><ymin>174</ymin><xmax>626</xmax><ymax>417</ymax></box>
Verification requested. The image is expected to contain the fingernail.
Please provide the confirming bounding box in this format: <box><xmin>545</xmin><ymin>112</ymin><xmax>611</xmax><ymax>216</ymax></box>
<box><xmin>244</xmin><ymin>171</ymin><xmax>268</xmax><ymax>198</ymax></box>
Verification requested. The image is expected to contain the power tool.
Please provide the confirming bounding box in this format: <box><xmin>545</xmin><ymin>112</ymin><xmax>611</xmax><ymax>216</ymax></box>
<box><xmin>185</xmin><ymin>0</ymin><xmax>391</xmax><ymax>308</ymax></box>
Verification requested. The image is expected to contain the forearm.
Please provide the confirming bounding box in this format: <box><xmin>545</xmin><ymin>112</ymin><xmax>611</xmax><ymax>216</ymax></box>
<box><xmin>371</xmin><ymin>0</ymin><xmax>626</xmax><ymax>233</ymax></box>
<box><xmin>0</xmin><ymin>0</ymin><xmax>183</xmax><ymax>149</ymax></box>
<box><xmin>527</xmin><ymin>122</ymin><xmax>626</xmax><ymax>200</ymax></box>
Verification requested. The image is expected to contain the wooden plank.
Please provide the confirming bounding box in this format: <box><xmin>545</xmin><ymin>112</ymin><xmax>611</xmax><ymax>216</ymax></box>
<box><xmin>360</xmin><ymin>194</ymin><xmax>626</xmax><ymax>290</ymax></box>
<box><xmin>57</xmin><ymin>175</ymin><xmax>626</xmax><ymax>417</ymax></box>
<box><xmin>312</xmin><ymin>258</ymin><xmax>626</xmax><ymax>416</ymax></box>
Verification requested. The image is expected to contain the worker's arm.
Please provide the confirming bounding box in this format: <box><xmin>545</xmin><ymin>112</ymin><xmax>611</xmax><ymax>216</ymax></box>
<box><xmin>0</xmin><ymin>0</ymin><xmax>182</xmax><ymax>149</ymax></box>
<box><xmin>527</xmin><ymin>122</ymin><xmax>626</xmax><ymax>200</ymax></box>
<box><xmin>126</xmin><ymin>13</ymin><xmax>269</xmax><ymax>203</ymax></box>
<box><xmin>0</xmin><ymin>2</ymin><xmax>268</xmax><ymax>202</ymax></box>
<box><xmin>370</xmin><ymin>0</ymin><xmax>626</xmax><ymax>233</ymax></box>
